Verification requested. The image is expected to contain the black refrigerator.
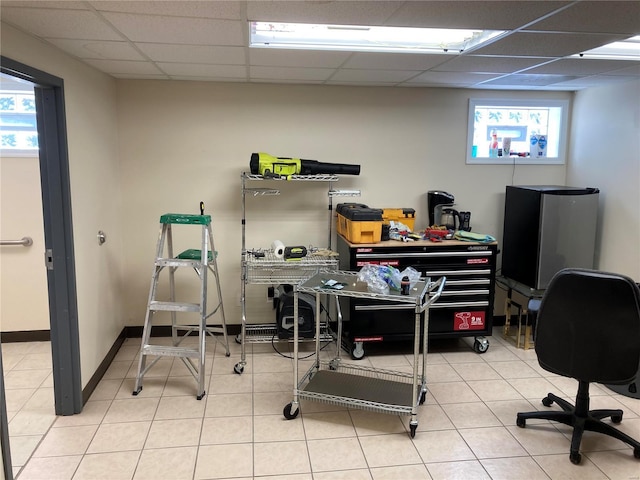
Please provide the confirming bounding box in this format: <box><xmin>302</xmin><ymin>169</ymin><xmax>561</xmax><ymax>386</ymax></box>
<box><xmin>502</xmin><ymin>185</ymin><xmax>599</xmax><ymax>290</ymax></box>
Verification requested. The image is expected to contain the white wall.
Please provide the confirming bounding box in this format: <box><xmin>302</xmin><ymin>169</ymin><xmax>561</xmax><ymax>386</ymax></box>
<box><xmin>116</xmin><ymin>81</ymin><xmax>569</xmax><ymax>326</ymax></box>
<box><xmin>1</xmin><ymin>23</ymin><xmax>125</xmax><ymax>389</ymax></box>
<box><xmin>568</xmin><ymin>80</ymin><xmax>640</xmax><ymax>280</ymax></box>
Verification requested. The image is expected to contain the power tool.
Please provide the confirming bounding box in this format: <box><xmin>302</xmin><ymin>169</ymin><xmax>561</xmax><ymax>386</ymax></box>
<box><xmin>284</xmin><ymin>246</ymin><xmax>307</xmax><ymax>261</ymax></box>
<box><xmin>250</xmin><ymin>152</ymin><xmax>360</xmax><ymax>179</ymax></box>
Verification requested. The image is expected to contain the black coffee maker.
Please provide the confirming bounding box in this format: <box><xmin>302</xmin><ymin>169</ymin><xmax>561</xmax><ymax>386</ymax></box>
<box><xmin>427</xmin><ymin>191</ymin><xmax>455</xmax><ymax>227</ymax></box>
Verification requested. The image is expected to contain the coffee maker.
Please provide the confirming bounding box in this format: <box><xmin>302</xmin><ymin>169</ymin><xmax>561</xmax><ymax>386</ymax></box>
<box><xmin>427</xmin><ymin>191</ymin><xmax>455</xmax><ymax>226</ymax></box>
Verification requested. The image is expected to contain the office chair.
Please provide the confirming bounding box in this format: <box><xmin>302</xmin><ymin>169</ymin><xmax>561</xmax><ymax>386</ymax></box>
<box><xmin>516</xmin><ymin>268</ymin><xmax>640</xmax><ymax>465</ymax></box>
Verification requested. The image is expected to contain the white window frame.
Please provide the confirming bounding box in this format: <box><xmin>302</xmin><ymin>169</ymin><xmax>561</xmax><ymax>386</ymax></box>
<box><xmin>466</xmin><ymin>98</ymin><xmax>569</xmax><ymax>165</ymax></box>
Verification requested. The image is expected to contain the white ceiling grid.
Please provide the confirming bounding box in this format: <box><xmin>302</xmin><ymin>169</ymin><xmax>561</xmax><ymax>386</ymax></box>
<box><xmin>1</xmin><ymin>0</ymin><xmax>639</xmax><ymax>90</ymax></box>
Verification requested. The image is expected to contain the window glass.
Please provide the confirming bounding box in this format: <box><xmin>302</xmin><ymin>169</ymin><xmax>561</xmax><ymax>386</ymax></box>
<box><xmin>0</xmin><ymin>78</ymin><xmax>38</xmax><ymax>156</ymax></box>
<box><xmin>467</xmin><ymin>98</ymin><xmax>568</xmax><ymax>165</ymax></box>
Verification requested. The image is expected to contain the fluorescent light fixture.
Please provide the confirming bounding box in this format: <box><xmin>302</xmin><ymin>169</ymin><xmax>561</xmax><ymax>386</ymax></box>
<box><xmin>574</xmin><ymin>35</ymin><xmax>640</xmax><ymax>60</ymax></box>
<box><xmin>250</xmin><ymin>22</ymin><xmax>505</xmax><ymax>54</ymax></box>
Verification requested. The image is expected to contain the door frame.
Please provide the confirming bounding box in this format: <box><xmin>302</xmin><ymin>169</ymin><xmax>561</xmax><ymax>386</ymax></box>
<box><xmin>1</xmin><ymin>56</ymin><xmax>82</xmax><ymax>416</ymax></box>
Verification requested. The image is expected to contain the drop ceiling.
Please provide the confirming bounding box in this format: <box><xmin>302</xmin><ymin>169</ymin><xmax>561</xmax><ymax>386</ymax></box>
<box><xmin>1</xmin><ymin>0</ymin><xmax>639</xmax><ymax>90</ymax></box>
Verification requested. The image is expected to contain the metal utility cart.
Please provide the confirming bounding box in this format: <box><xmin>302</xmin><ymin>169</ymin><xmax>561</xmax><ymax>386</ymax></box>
<box><xmin>283</xmin><ymin>270</ymin><xmax>445</xmax><ymax>438</ymax></box>
<box><xmin>235</xmin><ymin>172</ymin><xmax>359</xmax><ymax>374</ymax></box>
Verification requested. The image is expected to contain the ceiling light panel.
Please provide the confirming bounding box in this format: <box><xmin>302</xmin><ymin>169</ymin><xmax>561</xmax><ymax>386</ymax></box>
<box><xmin>250</xmin><ymin>22</ymin><xmax>505</xmax><ymax>54</ymax></box>
<box><xmin>574</xmin><ymin>36</ymin><xmax>640</xmax><ymax>60</ymax></box>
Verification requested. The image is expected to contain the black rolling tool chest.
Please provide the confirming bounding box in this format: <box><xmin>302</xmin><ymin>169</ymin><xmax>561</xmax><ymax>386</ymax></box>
<box><xmin>336</xmin><ymin>234</ymin><xmax>498</xmax><ymax>359</ymax></box>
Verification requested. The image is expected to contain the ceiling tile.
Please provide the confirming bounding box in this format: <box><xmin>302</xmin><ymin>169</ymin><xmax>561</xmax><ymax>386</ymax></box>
<box><xmin>386</xmin><ymin>1</ymin><xmax>570</xmax><ymax>29</ymax></box>
<box><xmin>250</xmin><ymin>66</ymin><xmax>334</xmax><ymax>81</ymax></box>
<box><xmin>330</xmin><ymin>69</ymin><xmax>419</xmax><ymax>83</ymax></box>
<box><xmin>602</xmin><ymin>64</ymin><xmax>640</xmax><ymax>76</ymax></box>
<box><xmin>169</xmin><ymin>76</ymin><xmax>247</xmax><ymax>82</ymax></box>
<box><xmin>524</xmin><ymin>58</ymin><xmax>640</xmax><ymax>76</ymax></box>
<box><xmin>1</xmin><ymin>1</ymin><xmax>88</xmax><ymax>9</ymax></box>
<box><xmin>112</xmin><ymin>74</ymin><xmax>170</xmax><ymax>80</ymax></box>
<box><xmin>246</xmin><ymin>0</ymin><xmax>402</xmax><ymax>25</ymax></box>
<box><xmin>137</xmin><ymin>44</ymin><xmax>245</xmax><ymax>65</ymax></box>
<box><xmin>327</xmin><ymin>80</ymin><xmax>398</xmax><ymax>87</ymax></box>
<box><xmin>46</xmin><ymin>39</ymin><xmax>146</xmax><ymax>61</ymax></box>
<box><xmin>434</xmin><ymin>55</ymin><xmax>552</xmax><ymax>73</ymax></box>
<box><xmin>406</xmin><ymin>71</ymin><xmax>500</xmax><ymax>85</ymax></box>
<box><xmin>551</xmin><ymin>75</ymin><xmax>640</xmax><ymax>88</ymax></box>
<box><xmin>342</xmin><ymin>52</ymin><xmax>454</xmax><ymax>70</ymax></box>
<box><xmin>471</xmin><ymin>31</ymin><xmax>629</xmax><ymax>57</ymax></box>
<box><xmin>525</xmin><ymin>1</ymin><xmax>640</xmax><ymax>35</ymax></box>
<box><xmin>252</xmin><ymin>78</ymin><xmax>324</xmax><ymax>85</ymax></box>
<box><xmin>101</xmin><ymin>12</ymin><xmax>244</xmax><ymax>45</ymax></box>
<box><xmin>249</xmin><ymin>49</ymin><xmax>351</xmax><ymax>68</ymax></box>
<box><xmin>90</xmin><ymin>0</ymin><xmax>243</xmax><ymax>19</ymax></box>
<box><xmin>157</xmin><ymin>63</ymin><xmax>247</xmax><ymax>78</ymax></box>
<box><xmin>1</xmin><ymin>7</ymin><xmax>122</xmax><ymax>40</ymax></box>
<box><xmin>482</xmin><ymin>73</ymin><xmax>579</xmax><ymax>87</ymax></box>
<box><xmin>83</xmin><ymin>59</ymin><xmax>165</xmax><ymax>75</ymax></box>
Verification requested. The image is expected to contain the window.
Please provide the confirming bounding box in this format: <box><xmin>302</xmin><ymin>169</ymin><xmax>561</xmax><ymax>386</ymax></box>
<box><xmin>0</xmin><ymin>75</ymin><xmax>38</xmax><ymax>156</ymax></box>
<box><xmin>466</xmin><ymin>98</ymin><xmax>568</xmax><ymax>165</ymax></box>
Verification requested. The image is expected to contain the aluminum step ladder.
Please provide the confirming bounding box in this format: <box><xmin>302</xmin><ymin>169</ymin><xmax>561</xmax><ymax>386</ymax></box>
<box><xmin>133</xmin><ymin>209</ymin><xmax>230</xmax><ymax>400</ymax></box>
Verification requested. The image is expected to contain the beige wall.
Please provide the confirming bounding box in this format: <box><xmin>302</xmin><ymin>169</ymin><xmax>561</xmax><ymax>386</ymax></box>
<box><xmin>1</xmin><ymin>23</ymin><xmax>124</xmax><ymax>389</ymax></box>
<box><xmin>569</xmin><ymin>80</ymin><xmax>640</xmax><ymax>280</ymax></box>
<box><xmin>0</xmin><ymin>156</ymin><xmax>49</xmax><ymax>332</ymax></box>
<box><xmin>116</xmin><ymin>80</ymin><xmax>570</xmax><ymax>326</ymax></box>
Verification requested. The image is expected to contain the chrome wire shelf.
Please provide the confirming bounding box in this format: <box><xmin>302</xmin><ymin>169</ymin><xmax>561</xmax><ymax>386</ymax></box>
<box><xmin>245</xmin><ymin>252</ymin><xmax>339</xmax><ymax>284</ymax></box>
<box><xmin>239</xmin><ymin>323</ymin><xmax>333</xmax><ymax>344</ymax></box>
<box><xmin>243</xmin><ymin>172</ymin><xmax>340</xmax><ymax>182</ymax></box>
<box><xmin>297</xmin><ymin>361</ymin><xmax>418</xmax><ymax>416</ymax></box>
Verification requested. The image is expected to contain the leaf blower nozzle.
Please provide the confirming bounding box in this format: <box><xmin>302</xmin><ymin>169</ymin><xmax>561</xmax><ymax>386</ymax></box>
<box><xmin>250</xmin><ymin>152</ymin><xmax>360</xmax><ymax>178</ymax></box>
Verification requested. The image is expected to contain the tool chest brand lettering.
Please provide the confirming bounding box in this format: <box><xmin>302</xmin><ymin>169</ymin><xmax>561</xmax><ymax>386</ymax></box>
<box><xmin>454</xmin><ymin>311</ymin><xmax>486</xmax><ymax>331</ymax></box>
<box><xmin>467</xmin><ymin>258</ymin><xmax>489</xmax><ymax>264</ymax></box>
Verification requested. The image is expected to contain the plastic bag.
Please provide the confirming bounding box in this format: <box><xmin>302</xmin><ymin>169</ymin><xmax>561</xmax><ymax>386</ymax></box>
<box><xmin>357</xmin><ymin>264</ymin><xmax>389</xmax><ymax>294</ymax></box>
<box><xmin>357</xmin><ymin>264</ymin><xmax>421</xmax><ymax>294</ymax></box>
<box><xmin>400</xmin><ymin>266</ymin><xmax>421</xmax><ymax>289</ymax></box>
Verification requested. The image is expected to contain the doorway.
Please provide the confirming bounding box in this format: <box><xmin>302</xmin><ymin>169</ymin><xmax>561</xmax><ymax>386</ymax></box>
<box><xmin>0</xmin><ymin>58</ymin><xmax>82</xmax><ymax>478</ymax></box>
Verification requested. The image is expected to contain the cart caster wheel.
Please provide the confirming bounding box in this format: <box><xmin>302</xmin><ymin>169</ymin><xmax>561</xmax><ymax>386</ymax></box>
<box><xmin>516</xmin><ymin>415</ymin><xmax>526</xmax><ymax>428</ymax></box>
<box><xmin>611</xmin><ymin>413</ymin><xmax>623</xmax><ymax>424</ymax></box>
<box><xmin>235</xmin><ymin>334</ymin><xmax>242</xmax><ymax>344</ymax></box>
<box><xmin>351</xmin><ymin>342</ymin><xmax>365</xmax><ymax>360</ymax></box>
<box><xmin>409</xmin><ymin>424</ymin><xmax>417</xmax><ymax>438</ymax></box>
<box><xmin>233</xmin><ymin>363</ymin><xmax>244</xmax><ymax>375</ymax></box>
<box><xmin>197</xmin><ymin>391</ymin><xmax>206</xmax><ymax>401</ymax></box>
<box><xmin>225</xmin><ymin>351</ymin><xmax>231</xmax><ymax>357</ymax></box>
<box><xmin>283</xmin><ymin>403</ymin><xmax>299</xmax><ymax>420</ymax></box>
<box><xmin>132</xmin><ymin>387</ymin><xmax>142</xmax><ymax>396</ymax></box>
<box><xmin>542</xmin><ymin>396</ymin><xmax>553</xmax><ymax>407</ymax></box>
<box><xmin>570</xmin><ymin>451</ymin><xmax>582</xmax><ymax>465</ymax></box>
<box><xmin>473</xmin><ymin>338</ymin><xmax>489</xmax><ymax>353</ymax></box>
<box><xmin>419</xmin><ymin>391</ymin><xmax>427</xmax><ymax>405</ymax></box>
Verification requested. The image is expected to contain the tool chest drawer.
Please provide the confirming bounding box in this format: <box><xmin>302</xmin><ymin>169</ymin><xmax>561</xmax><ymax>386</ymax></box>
<box><xmin>336</xmin><ymin>234</ymin><xmax>498</xmax><ymax>357</ymax></box>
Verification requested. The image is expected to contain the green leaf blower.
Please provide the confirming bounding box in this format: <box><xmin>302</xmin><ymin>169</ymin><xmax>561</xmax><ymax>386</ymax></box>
<box><xmin>250</xmin><ymin>152</ymin><xmax>361</xmax><ymax>178</ymax></box>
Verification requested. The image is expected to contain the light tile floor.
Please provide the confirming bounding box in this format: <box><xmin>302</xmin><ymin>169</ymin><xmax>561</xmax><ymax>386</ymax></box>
<box><xmin>4</xmin><ymin>327</ymin><xmax>640</xmax><ymax>480</ymax></box>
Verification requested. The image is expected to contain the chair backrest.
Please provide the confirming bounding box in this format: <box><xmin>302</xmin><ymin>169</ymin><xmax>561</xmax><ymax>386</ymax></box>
<box><xmin>535</xmin><ymin>268</ymin><xmax>640</xmax><ymax>384</ymax></box>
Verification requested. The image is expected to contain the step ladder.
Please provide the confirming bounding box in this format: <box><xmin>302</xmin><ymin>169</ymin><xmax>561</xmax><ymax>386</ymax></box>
<box><xmin>133</xmin><ymin>210</ymin><xmax>230</xmax><ymax>400</ymax></box>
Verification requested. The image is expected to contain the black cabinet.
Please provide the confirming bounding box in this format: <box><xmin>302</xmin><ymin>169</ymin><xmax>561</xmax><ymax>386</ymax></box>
<box><xmin>336</xmin><ymin>234</ymin><xmax>498</xmax><ymax>358</ymax></box>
